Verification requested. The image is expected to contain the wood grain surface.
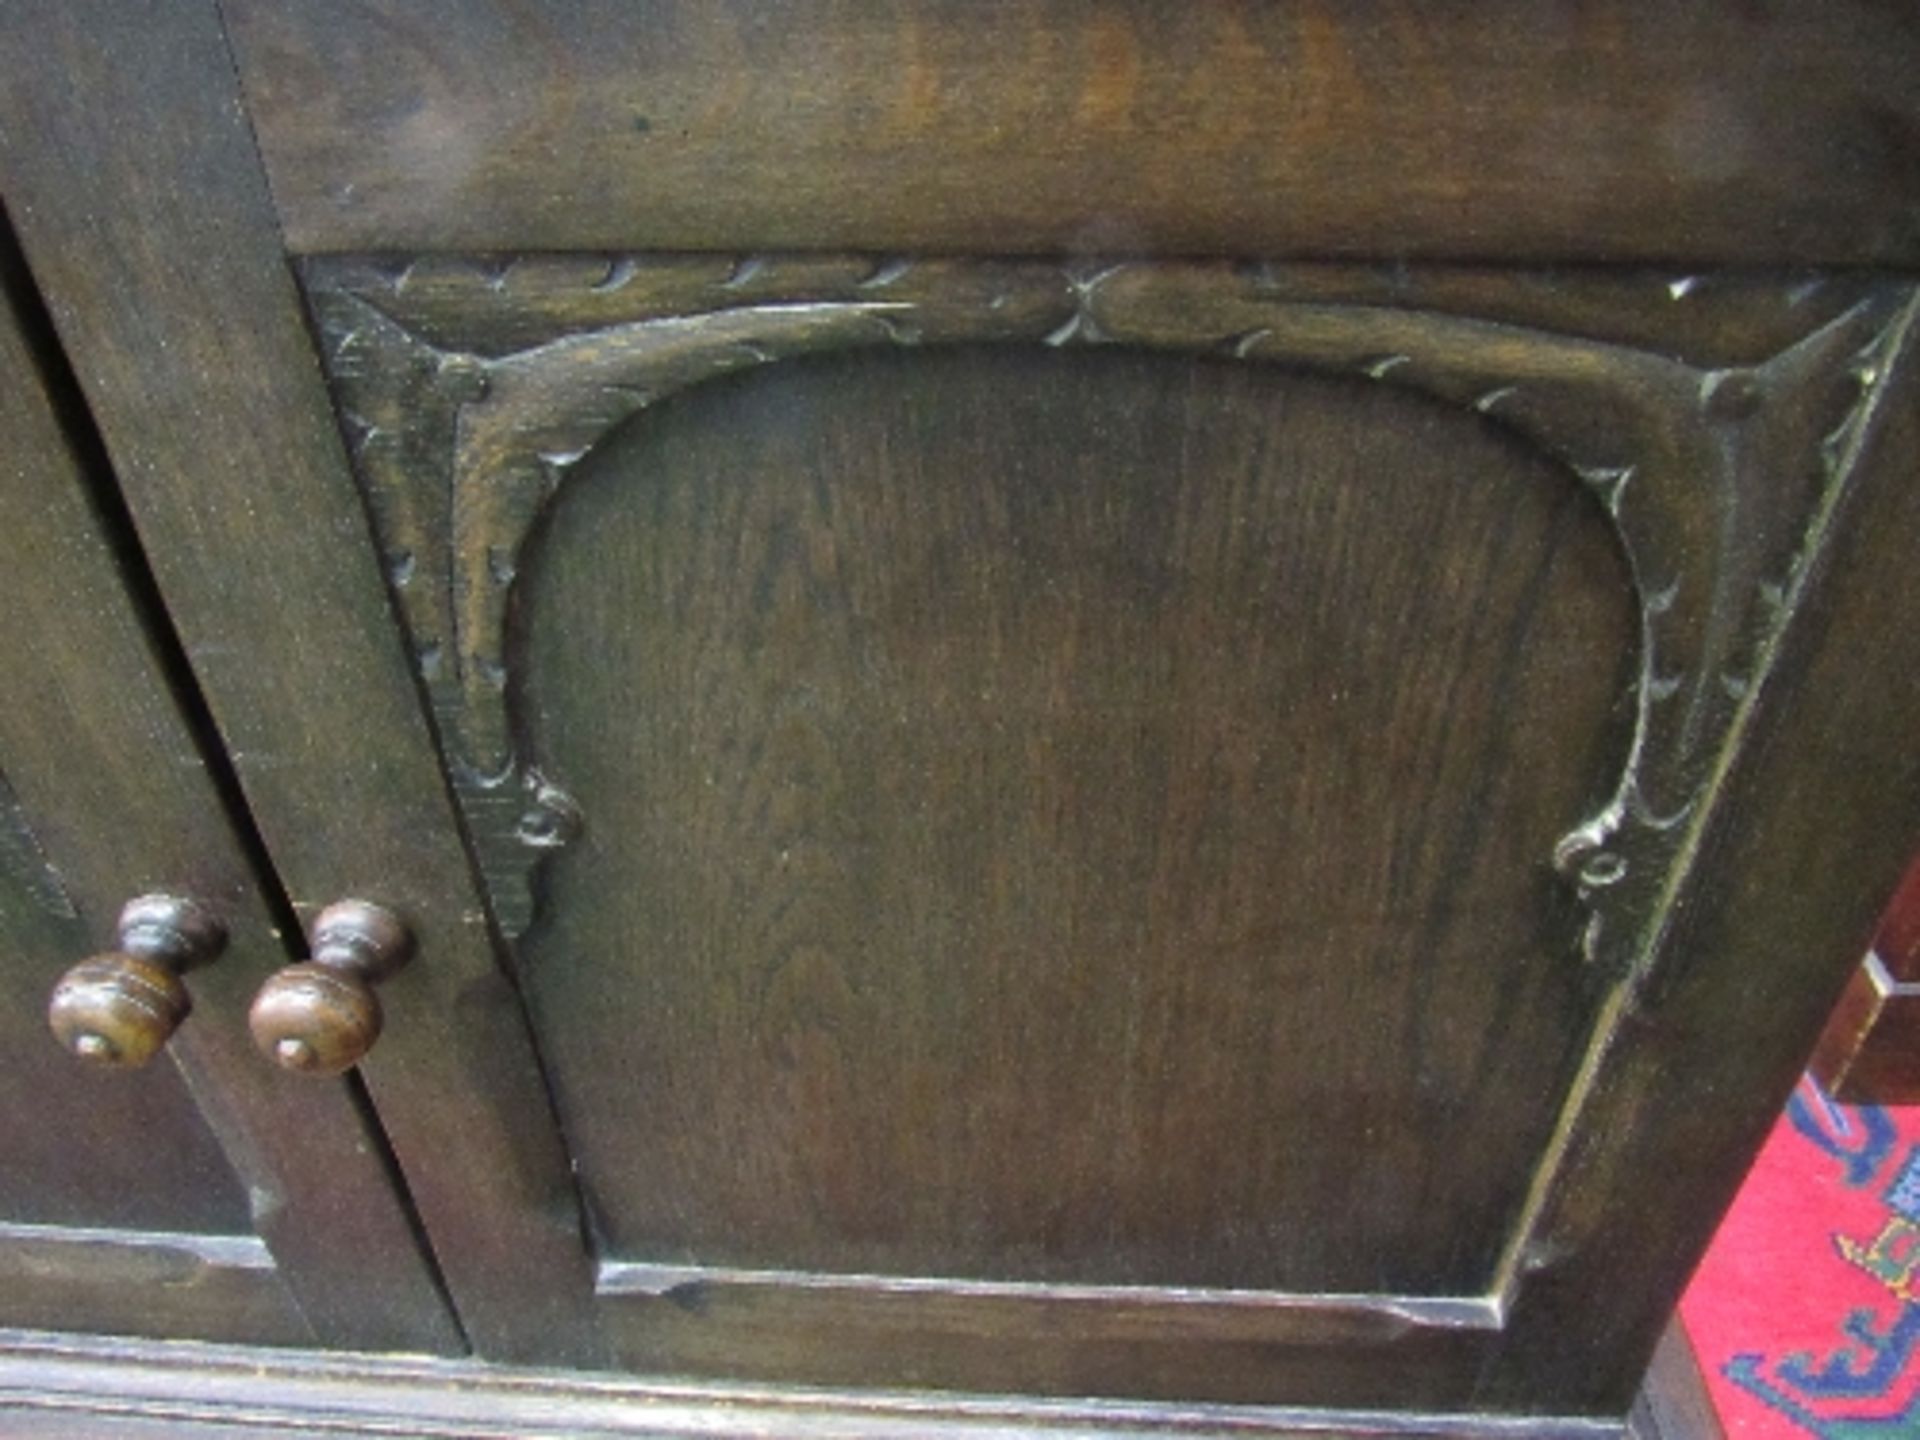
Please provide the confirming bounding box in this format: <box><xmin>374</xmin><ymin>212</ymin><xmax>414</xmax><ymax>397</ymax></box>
<box><xmin>295</xmin><ymin>239</ymin><xmax>1918</xmax><ymax>1404</ymax></box>
<box><xmin>223</xmin><ymin>0</ymin><xmax>1920</xmax><ymax>264</ymax></box>
<box><xmin>0</xmin><ymin>213</ymin><xmax>460</xmax><ymax>1352</ymax></box>
<box><xmin>520</xmin><ymin>346</ymin><xmax>1633</xmax><ymax>1299</ymax></box>
<box><xmin>1480</xmin><ymin>292</ymin><xmax>1920</xmax><ymax>1412</ymax></box>
<box><xmin>0</xmin><ymin>1326</ymin><xmax>1627</xmax><ymax>1439</ymax></box>
<box><xmin>5</xmin><ymin>0</ymin><xmax>1917</xmax><ymax>1423</ymax></box>
<box><xmin>0</xmin><ymin>0</ymin><xmax>586</xmax><ymax>1362</ymax></box>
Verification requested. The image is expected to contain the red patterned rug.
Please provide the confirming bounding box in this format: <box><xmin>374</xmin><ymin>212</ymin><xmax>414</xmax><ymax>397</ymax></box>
<box><xmin>1681</xmin><ymin>1077</ymin><xmax>1920</xmax><ymax>1437</ymax></box>
<box><xmin>1679</xmin><ymin>855</ymin><xmax>1920</xmax><ymax>1438</ymax></box>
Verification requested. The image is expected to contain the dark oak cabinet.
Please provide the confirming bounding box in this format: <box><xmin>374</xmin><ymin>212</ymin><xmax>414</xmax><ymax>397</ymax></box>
<box><xmin>0</xmin><ymin>241</ymin><xmax>460</xmax><ymax>1356</ymax></box>
<box><xmin>2</xmin><ymin>3</ymin><xmax>1918</xmax><ymax>1436</ymax></box>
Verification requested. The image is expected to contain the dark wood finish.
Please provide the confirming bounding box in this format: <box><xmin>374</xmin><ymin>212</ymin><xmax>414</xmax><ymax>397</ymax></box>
<box><xmin>46</xmin><ymin>953</ymin><xmax>191</xmax><ymax>1071</ymax></box>
<box><xmin>1866</xmin><ymin>864</ymin><xmax>1920</xmax><ymax>990</ymax></box>
<box><xmin>520</xmin><ymin>343</ymin><xmax>1618</xmax><ymax>1389</ymax></box>
<box><xmin>302</xmin><ymin>256</ymin><xmax>1893</xmax><ymax>371</ymax></box>
<box><xmin>1809</xmin><ymin>956</ymin><xmax>1920</xmax><ymax>1103</ymax></box>
<box><xmin>293</xmin><ymin>237</ymin><xmax>1920</xmax><ymax>1407</ymax></box>
<box><xmin>307</xmin><ymin>254</ymin><xmax>1898</xmax><ymax>978</ymax></box>
<box><xmin>307</xmin><ymin>254</ymin><xmax>1908</xmax><ymax>990</ymax></box>
<box><xmin>47</xmin><ymin>895</ymin><xmax>225</xmax><ymax>1069</ymax></box>
<box><xmin>1875</xmin><ymin>856</ymin><xmax>1920</xmax><ymax>982</ymax></box>
<box><xmin>7</xmin><ymin>0</ymin><xmax>1919</xmax><ymax>1431</ymax></box>
<box><xmin>539</xmin><ymin>344</ymin><xmax>1620</xmax><ymax>1288</ymax></box>
<box><xmin>0</xmin><ymin>1329</ymin><xmax>1626</xmax><ymax>1439</ymax></box>
<box><xmin>248</xmin><ymin>968</ymin><xmax>382</xmax><ymax>1077</ymax></box>
<box><xmin>0</xmin><ymin>0</ymin><xmax>598</xmax><ymax>1366</ymax></box>
<box><xmin>0</xmin><ymin>774</ymin><xmax>253</xmax><ymax>1242</ymax></box>
<box><xmin>0</xmin><ymin>207</ymin><xmax>461</xmax><ymax>1352</ymax></box>
<box><xmin>1478</xmin><ymin>286</ymin><xmax>1920</xmax><ymax>1412</ymax></box>
<box><xmin>1811</xmin><ymin>855</ymin><xmax>1920</xmax><ymax>1102</ymax></box>
<box><xmin>221</xmin><ymin>1</ymin><xmax>1920</xmax><ymax>266</ymax></box>
<box><xmin>250</xmin><ymin>900</ymin><xmax>413</xmax><ymax>1076</ymax></box>
<box><xmin>0</xmin><ymin>1231</ymin><xmax>302</xmax><ymax>1352</ymax></box>
<box><xmin>1628</xmin><ymin>1323</ymin><xmax>1724</xmax><ymax>1440</ymax></box>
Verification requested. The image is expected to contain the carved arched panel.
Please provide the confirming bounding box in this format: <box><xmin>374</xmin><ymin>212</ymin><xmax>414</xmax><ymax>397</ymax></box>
<box><xmin>513</xmin><ymin>346</ymin><xmax>1631</xmax><ymax>1293</ymax></box>
<box><xmin>302</xmin><ymin>254</ymin><xmax>1912</xmax><ymax>1315</ymax></box>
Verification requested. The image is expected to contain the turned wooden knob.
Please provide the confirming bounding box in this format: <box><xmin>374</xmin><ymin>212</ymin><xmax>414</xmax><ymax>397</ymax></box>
<box><xmin>249</xmin><ymin>900</ymin><xmax>412</xmax><ymax>1076</ymax></box>
<box><xmin>47</xmin><ymin>895</ymin><xmax>226</xmax><ymax>1068</ymax></box>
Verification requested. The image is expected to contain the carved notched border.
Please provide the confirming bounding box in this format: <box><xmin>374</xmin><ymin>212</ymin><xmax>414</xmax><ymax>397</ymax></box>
<box><xmin>303</xmin><ymin>256</ymin><xmax>1912</xmax><ymax>981</ymax></box>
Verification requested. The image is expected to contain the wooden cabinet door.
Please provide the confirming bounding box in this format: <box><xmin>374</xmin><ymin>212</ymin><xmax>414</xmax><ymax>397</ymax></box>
<box><xmin>8</xmin><ymin>1</ymin><xmax>1920</xmax><ymax>1428</ymax></box>
<box><xmin>309</xmin><ymin>261</ymin><xmax>1647</xmax><ymax>1400</ymax></box>
<box><xmin>0</xmin><ymin>232</ymin><xmax>461</xmax><ymax>1355</ymax></box>
<box><xmin>289</xmin><ymin>254</ymin><xmax>1920</xmax><ymax>1410</ymax></box>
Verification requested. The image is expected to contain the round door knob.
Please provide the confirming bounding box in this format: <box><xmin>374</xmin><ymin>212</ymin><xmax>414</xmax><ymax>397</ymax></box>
<box><xmin>249</xmin><ymin>900</ymin><xmax>412</xmax><ymax>1076</ymax></box>
<box><xmin>47</xmin><ymin>894</ymin><xmax>227</xmax><ymax>1068</ymax></box>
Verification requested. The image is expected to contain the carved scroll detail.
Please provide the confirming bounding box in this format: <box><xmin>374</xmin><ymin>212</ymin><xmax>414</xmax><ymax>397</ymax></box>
<box><xmin>303</xmin><ymin>256</ymin><xmax>1912</xmax><ymax>966</ymax></box>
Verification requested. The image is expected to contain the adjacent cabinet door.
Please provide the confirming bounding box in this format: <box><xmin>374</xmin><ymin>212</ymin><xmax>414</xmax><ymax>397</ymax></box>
<box><xmin>8</xmin><ymin>0</ymin><xmax>1920</xmax><ymax>1428</ymax></box>
<box><xmin>0</xmin><ymin>235</ymin><xmax>461</xmax><ymax>1356</ymax></box>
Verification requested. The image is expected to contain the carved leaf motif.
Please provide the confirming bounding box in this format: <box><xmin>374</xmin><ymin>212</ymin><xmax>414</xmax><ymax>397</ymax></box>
<box><xmin>302</xmin><ymin>256</ymin><xmax>1915</xmax><ymax>969</ymax></box>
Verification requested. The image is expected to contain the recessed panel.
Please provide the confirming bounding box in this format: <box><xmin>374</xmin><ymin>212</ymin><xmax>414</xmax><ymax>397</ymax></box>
<box><xmin>514</xmin><ymin>346</ymin><xmax>1636</xmax><ymax>1296</ymax></box>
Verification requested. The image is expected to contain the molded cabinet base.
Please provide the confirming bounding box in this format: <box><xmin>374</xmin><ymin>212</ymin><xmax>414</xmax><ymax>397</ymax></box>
<box><xmin>0</xmin><ymin>1323</ymin><xmax>1716</xmax><ymax>1440</ymax></box>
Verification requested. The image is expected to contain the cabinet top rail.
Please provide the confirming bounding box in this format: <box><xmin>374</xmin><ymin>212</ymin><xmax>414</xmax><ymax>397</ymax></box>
<box><xmin>223</xmin><ymin>0</ymin><xmax>1920</xmax><ymax>266</ymax></box>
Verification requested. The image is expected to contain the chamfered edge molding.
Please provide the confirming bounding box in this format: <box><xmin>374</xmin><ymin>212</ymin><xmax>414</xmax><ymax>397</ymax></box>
<box><xmin>0</xmin><ymin>1327</ymin><xmax>1632</xmax><ymax>1439</ymax></box>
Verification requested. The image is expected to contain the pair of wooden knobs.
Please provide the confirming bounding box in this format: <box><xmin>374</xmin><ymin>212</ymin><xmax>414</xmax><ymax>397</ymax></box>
<box><xmin>46</xmin><ymin>895</ymin><xmax>412</xmax><ymax>1076</ymax></box>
